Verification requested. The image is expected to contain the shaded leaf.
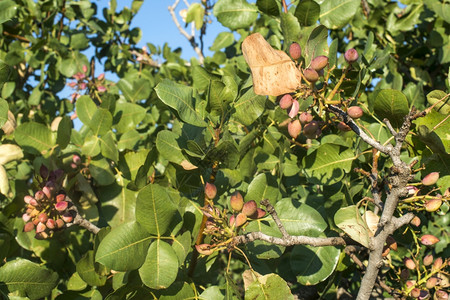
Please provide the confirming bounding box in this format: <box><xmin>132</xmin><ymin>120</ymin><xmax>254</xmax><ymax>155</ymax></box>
<box><xmin>374</xmin><ymin>89</ymin><xmax>409</xmax><ymax>128</ymax></box>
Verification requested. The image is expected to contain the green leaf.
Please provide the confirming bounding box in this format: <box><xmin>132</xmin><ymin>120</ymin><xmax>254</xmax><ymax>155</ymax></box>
<box><xmin>117</xmin><ymin>78</ymin><xmax>151</xmax><ymax>102</ymax></box>
<box><xmin>28</xmin><ymin>86</ymin><xmax>42</xmax><ymax>106</ymax></box>
<box><xmin>172</xmin><ymin>231</ymin><xmax>192</xmax><ymax>265</ymax></box>
<box><xmin>246</xmin><ymin>220</ymin><xmax>285</xmax><ymax>259</ymax></box>
<box><xmin>58</xmin><ymin>51</ymin><xmax>89</xmax><ymax>77</ymax></box>
<box><xmin>15</xmin><ymin>122</ymin><xmax>56</xmax><ymax>155</ymax></box>
<box><xmin>280</xmin><ymin>12</ymin><xmax>301</xmax><ymax>45</ymax></box>
<box><xmin>295</xmin><ymin>0</ymin><xmax>320</xmax><ymax>27</ymax></box>
<box><xmin>0</xmin><ymin>98</ymin><xmax>9</xmax><ymax>128</ymax></box>
<box><xmin>0</xmin><ymin>1</ymin><xmax>17</xmax><ymax>24</ymax></box>
<box><xmin>256</xmin><ymin>0</ymin><xmax>279</xmax><ymax>16</ymax></box>
<box><xmin>233</xmin><ymin>87</ymin><xmax>266</xmax><ymax>126</ymax></box>
<box><xmin>302</xmin><ymin>144</ymin><xmax>355</xmax><ymax>185</ymax></box>
<box><xmin>76</xmin><ymin>250</ymin><xmax>108</xmax><ymax>287</ymax></box>
<box><xmin>100</xmin><ymin>131</ymin><xmax>119</xmax><ymax>162</ymax></box>
<box><xmin>90</xmin><ymin>108</ymin><xmax>113</xmax><ymax>136</ymax></box>
<box><xmin>305</xmin><ymin>25</ymin><xmax>329</xmax><ymax>66</ymax></box>
<box><xmin>246</xmin><ymin>173</ymin><xmax>279</xmax><ymax>205</ymax></box>
<box><xmin>0</xmin><ymin>258</ymin><xmax>58</xmax><ymax>300</ymax></box>
<box><xmin>186</xmin><ymin>3</ymin><xmax>205</xmax><ymax>30</ymax></box>
<box><xmin>139</xmin><ymin>239</ymin><xmax>179</xmax><ymax>289</ymax></box>
<box><xmin>76</xmin><ymin>95</ymin><xmax>97</xmax><ymax>127</ymax></box>
<box><xmin>136</xmin><ymin>184</ymin><xmax>181</xmax><ymax>236</ymax></box>
<box><xmin>70</xmin><ymin>33</ymin><xmax>90</xmax><ymax>50</ymax></box>
<box><xmin>210</xmin><ymin>32</ymin><xmax>235</xmax><ymax>51</ymax></box>
<box><xmin>290</xmin><ymin>244</ymin><xmax>341</xmax><ymax>285</ymax></box>
<box><xmin>156</xmin><ymin>130</ymin><xmax>197</xmax><ymax>170</ymax></box>
<box><xmin>155</xmin><ymin>79</ymin><xmax>206</xmax><ymax>127</ymax></box>
<box><xmin>113</xmin><ymin>102</ymin><xmax>146</xmax><ymax>133</ymax></box>
<box><xmin>426</xmin><ymin>90</ymin><xmax>450</xmax><ymax>115</ymax></box>
<box><xmin>275</xmin><ymin>199</ymin><xmax>327</xmax><ymax>236</ymax></box>
<box><xmin>245</xmin><ymin>273</ymin><xmax>294</xmax><ymax>300</ymax></box>
<box><xmin>82</xmin><ymin>135</ymin><xmax>101</xmax><ymax>157</ymax></box>
<box><xmin>319</xmin><ymin>0</ymin><xmax>359</xmax><ymax>29</ymax></box>
<box><xmin>95</xmin><ymin>221</ymin><xmax>152</xmax><ymax>271</ymax></box>
<box><xmin>192</xmin><ymin>66</ymin><xmax>219</xmax><ymax>92</ymax></box>
<box><xmin>0</xmin><ymin>61</ymin><xmax>11</xmax><ymax>87</ymax></box>
<box><xmin>97</xmin><ymin>181</ymin><xmax>137</xmax><ymax>227</ymax></box>
<box><xmin>89</xmin><ymin>157</ymin><xmax>115</xmax><ymax>186</ymax></box>
<box><xmin>56</xmin><ymin>116</ymin><xmax>72</xmax><ymax>149</ymax></box>
<box><xmin>118</xmin><ymin>129</ymin><xmax>140</xmax><ymax>150</ymax></box>
<box><xmin>213</xmin><ymin>0</ymin><xmax>258</xmax><ymax>30</ymax></box>
<box><xmin>334</xmin><ymin>205</ymin><xmax>370</xmax><ymax>248</ymax></box>
<box><xmin>415</xmin><ymin>111</ymin><xmax>450</xmax><ymax>154</ymax></box>
<box><xmin>374</xmin><ymin>89</ymin><xmax>410</xmax><ymax>128</ymax></box>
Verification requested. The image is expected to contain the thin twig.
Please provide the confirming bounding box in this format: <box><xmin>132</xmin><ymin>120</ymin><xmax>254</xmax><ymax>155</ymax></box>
<box><xmin>261</xmin><ymin>199</ymin><xmax>289</xmax><ymax>238</ymax></box>
<box><xmin>168</xmin><ymin>0</ymin><xmax>205</xmax><ymax>64</ymax></box>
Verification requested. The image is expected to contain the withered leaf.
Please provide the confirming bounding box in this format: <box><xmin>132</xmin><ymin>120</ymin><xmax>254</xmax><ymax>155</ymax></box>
<box><xmin>242</xmin><ymin>33</ymin><xmax>301</xmax><ymax>96</ymax></box>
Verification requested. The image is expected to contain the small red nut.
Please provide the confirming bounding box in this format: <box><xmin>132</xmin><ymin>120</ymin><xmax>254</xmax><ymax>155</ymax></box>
<box><xmin>337</xmin><ymin>121</ymin><xmax>352</xmax><ymax>132</ymax></box>
<box><xmin>242</xmin><ymin>201</ymin><xmax>257</xmax><ymax>217</ymax></box>
<box><xmin>424</xmin><ymin>198</ymin><xmax>442</xmax><ymax>212</ymax></box>
<box><xmin>230</xmin><ymin>192</ymin><xmax>244</xmax><ymax>212</ymax></box>
<box><xmin>289</xmin><ymin>43</ymin><xmax>301</xmax><ymax>60</ymax></box>
<box><xmin>400</xmin><ymin>269</ymin><xmax>410</xmax><ymax>281</ymax></box>
<box><xmin>255</xmin><ymin>208</ymin><xmax>266</xmax><ymax>219</ymax></box>
<box><xmin>432</xmin><ymin>257</ymin><xmax>443</xmax><ymax>271</ymax></box>
<box><xmin>410</xmin><ymin>288</ymin><xmax>420</xmax><ymax>298</ymax></box>
<box><xmin>303</xmin><ymin>68</ymin><xmax>319</xmax><ymax>83</ymax></box>
<box><xmin>42</xmin><ymin>186</ymin><xmax>52</xmax><ymax>200</ymax></box>
<box><xmin>195</xmin><ymin>244</ymin><xmax>214</xmax><ymax>255</ymax></box>
<box><xmin>422</xmin><ymin>172</ymin><xmax>439</xmax><ymax>186</ymax></box>
<box><xmin>235</xmin><ymin>213</ymin><xmax>247</xmax><ymax>227</ymax></box>
<box><xmin>24</xmin><ymin>195</ymin><xmax>34</xmax><ymax>204</ymax></box>
<box><xmin>40</xmin><ymin>164</ymin><xmax>49</xmax><ymax>179</ymax></box>
<box><xmin>344</xmin><ymin>48</ymin><xmax>359</xmax><ymax>64</ymax></box>
<box><xmin>204</xmin><ymin>182</ymin><xmax>217</xmax><ymax>200</ymax></box>
<box><xmin>55</xmin><ymin>201</ymin><xmax>68</xmax><ymax>212</ymax></box>
<box><xmin>310</xmin><ymin>55</ymin><xmax>328</xmax><ymax>71</ymax></box>
<box><xmin>38</xmin><ymin>213</ymin><xmax>48</xmax><ymax>224</ymax></box>
<box><xmin>46</xmin><ymin>219</ymin><xmax>56</xmax><ymax>229</ymax></box>
<box><xmin>56</xmin><ymin>194</ymin><xmax>66</xmax><ymax>203</ymax></box>
<box><xmin>423</xmin><ymin>254</ymin><xmax>433</xmax><ymax>266</ymax></box>
<box><xmin>299</xmin><ymin>112</ymin><xmax>313</xmax><ymax>124</ymax></box>
<box><xmin>23</xmin><ymin>222</ymin><xmax>35</xmax><ymax>232</ymax></box>
<box><xmin>382</xmin><ymin>245</ymin><xmax>390</xmax><ymax>257</ymax></box>
<box><xmin>404</xmin><ymin>258</ymin><xmax>416</xmax><ymax>270</ymax></box>
<box><xmin>426</xmin><ymin>277</ymin><xmax>438</xmax><ymax>289</ymax></box>
<box><xmin>36</xmin><ymin>222</ymin><xmax>46</xmax><ymax>233</ymax></box>
<box><xmin>56</xmin><ymin>219</ymin><xmax>65</xmax><ymax>229</ymax></box>
<box><xmin>288</xmin><ymin>99</ymin><xmax>299</xmax><ymax>118</ymax></box>
<box><xmin>35</xmin><ymin>191</ymin><xmax>45</xmax><ymax>201</ymax></box>
<box><xmin>405</xmin><ymin>280</ymin><xmax>416</xmax><ymax>288</ymax></box>
<box><xmin>347</xmin><ymin>106</ymin><xmax>363</xmax><ymax>119</ymax></box>
<box><xmin>72</xmin><ymin>154</ymin><xmax>82</xmax><ymax>165</ymax></box>
<box><xmin>22</xmin><ymin>213</ymin><xmax>31</xmax><ymax>222</ymax></box>
<box><xmin>435</xmin><ymin>290</ymin><xmax>449</xmax><ymax>300</ymax></box>
<box><xmin>61</xmin><ymin>212</ymin><xmax>73</xmax><ymax>223</ymax></box>
<box><xmin>288</xmin><ymin>120</ymin><xmax>302</xmax><ymax>139</ymax></box>
<box><xmin>410</xmin><ymin>216</ymin><xmax>421</xmax><ymax>227</ymax></box>
<box><xmin>386</xmin><ymin>236</ymin><xmax>397</xmax><ymax>251</ymax></box>
<box><xmin>229</xmin><ymin>215</ymin><xmax>236</xmax><ymax>227</ymax></box>
<box><xmin>279</xmin><ymin>94</ymin><xmax>293</xmax><ymax>110</ymax></box>
<box><xmin>421</xmin><ymin>234</ymin><xmax>440</xmax><ymax>246</ymax></box>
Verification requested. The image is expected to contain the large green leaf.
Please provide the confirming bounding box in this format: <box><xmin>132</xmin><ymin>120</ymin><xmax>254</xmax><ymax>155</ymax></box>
<box><xmin>280</xmin><ymin>12</ymin><xmax>301</xmax><ymax>45</ymax></box>
<box><xmin>246</xmin><ymin>173</ymin><xmax>280</xmax><ymax>205</ymax></box>
<box><xmin>210</xmin><ymin>32</ymin><xmax>235</xmax><ymax>51</ymax></box>
<box><xmin>334</xmin><ymin>205</ymin><xmax>370</xmax><ymax>248</ymax></box>
<box><xmin>213</xmin><ymin>0</ymin><xmax>258</xmax><ymax>30</ymax></box>
<box><xmin>305</xmin><ymin>25</ymin><xmax>329</xmax><ymax>66</ymax></box>
<box><xmin>117</xmin><ymin>78</ymin><xmax>151</xmax><ymax>102</ymax></box>
<box><xmin>15</xmin><ymin>122</ymin><xmax>56</xmax><ymax>155</ymax></box>
<box><xmin>156</xmin><ymin>130</ymin><xmax>197</xmax><ymax>170</ymax></box>
<box><xmin>415</xmin><ymin>111</ymin><xmax>450</xmax><ymax>154</ymax></box>
<box><xmin>275</xmin><ymin>199</ymin><xmax>327</xmax><ymax>236</ymax></box>
<box><xmin>98</xmin><ymin>181</ymin><xmax>137</xmax><ymax>227</ymax></box>
<box><xmin>56</xmin><ymin>116</ymin><xmax>72</xmax><ymax>149</ymax></box>
<box><xmin>245</xmin><ymin>273</ymin><xmax>294</xmax><ymax>300</ymax></box>
<box><xmin>302</xmin><ymin>144</ymin><xmax>355</xmax><ymax>185</ymax></box>
<box><xmin>76</xmin><ymin>250</ymin><xmax>108</xmax><ymax>287</ymax></box>
<box><xmin>0</xmin><ymin>258</ymin><xmax>58</xmax><ymax>300</ymax></box>
<box><xmin>58</xmin><ymin>51</ymin><xmax>89</xmax><ymax>77</ymax></box>
<box><xmin>90</xmin><ymin>108</ymin><xmax>113</xmax><ymax>136</ymax></box>
<box><xmin>319</xmin><ymin>0</ymin><xmax>359</xmax><ymax>29</ymax></box>
<box><xmin>136</xmin><ymin>184</ymin><xmax>181</xmax><ymax>236</ymax></box>
<box><xmin>186</xmin><ymin>3</ymin><xmax>205</xmax><ymax>30</ymax></box>
<box><xmin>113</xmin><ymin>102</ymin><xmax>147</xmax><ymax>133</ymax></box>
<box><xmin>89</xmin><ymin>157</ymin><xmax>115</xmax><ymax>186</ymax></box>
<box><xmin>374</xmin><ymin>89</ymin><xmax>410</xmax><ymax>128</ymax></box>
<box><xmin>0</xmin><ymin>1</ymin><xmax>18</xmax><ymax>24</ymax></box>
<box><xmin>290</xmin><ymin>244</ymin><xmax>341</xmax><ymax>285</ymax></box>
<box><xmin>294</xmin><ymin>0</ymin><xmax>320</xmax><ymax>27</ymax></box>
<box><xmin>426</xmin><ymin>90</ymin><xmax>450</xmax><ymax>115</ymax></box>
<box><xmin>76</xmin><ymin>95</ymin><xmax>97</xmax><ymax>127</ymax></box>
<box><xmin>246</xmin><ymin>220</ymin><xmax>285</xmax><ymax>259</ymax></box>
<box><xmin>139</xmin><ymin>239</ymin><xmax>179</xmax><ymax>289</ymax></box>
<box><xmin>95</xmin><ymin>221</ymin><xmax>152</xmax><ymax>271</ymax></box>
<box><xmin>0</xmin><ymin>98</ymin><xmax>9</xmax><ymax>128</ymax></box>
<box><xmin>155</xmin><ymin>79</ymin><xmax>206</xmax><ymax>127</ymax></box>
<box><xmin>256</xmin><ymin>0</ymin><xmax>279</xmax><ymax>16</ymax></box>
<box><xmin>233</xmin><ymin>87</ymin><xmax>266</xmax><ymax>126</ymax></box>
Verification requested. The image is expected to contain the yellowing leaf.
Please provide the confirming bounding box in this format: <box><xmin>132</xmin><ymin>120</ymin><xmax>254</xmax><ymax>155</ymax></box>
<box><xmin>242</xmin><ymin>33</ymin><xmax>301</xmax><ymax>96</ymax></box>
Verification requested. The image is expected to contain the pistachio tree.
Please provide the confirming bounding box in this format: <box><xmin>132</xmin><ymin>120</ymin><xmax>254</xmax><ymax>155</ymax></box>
<box><xmin>0</xmin><ymin>0</ymin><xmax>448</xmax><ymax>299</ymax></box>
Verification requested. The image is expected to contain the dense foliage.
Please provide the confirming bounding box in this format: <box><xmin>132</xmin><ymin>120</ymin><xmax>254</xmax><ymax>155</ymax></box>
<box><xmin>0</xmin><ymin>0</ymin><xmax>448</xmax><ymax>299</ymax></box>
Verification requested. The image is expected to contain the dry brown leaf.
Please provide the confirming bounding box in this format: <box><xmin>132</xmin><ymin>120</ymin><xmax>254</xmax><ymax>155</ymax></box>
<box><xmin>1</xmin><ymin>110</ymin><xmax>16</xmax><ymax>135</ymax></box>
<box><xmin>242</xmin><ymin>33</ymin><xmax>301</xmax><ymax>96</ymax></box>
<box><xmin>363</xmin><ymin>210</ymin><xmax>379</xmax><ymax>237</ymax></box>
<box><xmin>180</xmin><ymin>160</ymin><xmax>198</xmax><ymax>170</ymax></box>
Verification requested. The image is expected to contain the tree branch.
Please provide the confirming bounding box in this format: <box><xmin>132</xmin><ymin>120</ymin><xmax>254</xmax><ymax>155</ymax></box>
<box><xmin>168</xmin><ymin>0</ymin><xmax>205</xmax><ymax>64</ymax></box>
<box><xmin>234</xmin><ymin>231</ymin><xmax>346</xmax><ymax>247</ymax></box>
<box><xmin>65</xmin><ymin>196</ymin><xmax>100</xmax><ymax>234</ymax></box>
